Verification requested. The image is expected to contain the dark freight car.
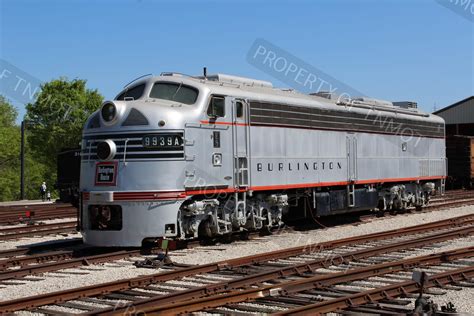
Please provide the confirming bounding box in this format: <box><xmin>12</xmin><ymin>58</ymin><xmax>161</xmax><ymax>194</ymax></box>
<box><xmin>56</xmin><ymin>147</ymin><xmax>81</xmax><ymax>205</ymax></box>
<box><xmin>446</xmin><ymin>136</ymin><xmax>474</xmax><ymax>189</ymax></box>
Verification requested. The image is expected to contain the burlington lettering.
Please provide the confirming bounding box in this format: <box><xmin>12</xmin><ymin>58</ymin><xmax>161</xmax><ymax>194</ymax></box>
<box><xmin>256</xmin><ymin>161</ymin><xmax>342</xmax><ymax>172</ymax></box>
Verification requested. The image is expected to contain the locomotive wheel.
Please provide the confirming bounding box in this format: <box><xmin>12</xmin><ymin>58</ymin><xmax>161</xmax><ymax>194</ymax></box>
<box><xmin>198</xmin><ymin>216</ymin><xmax>218</xmax><ymax>238</ymax></box>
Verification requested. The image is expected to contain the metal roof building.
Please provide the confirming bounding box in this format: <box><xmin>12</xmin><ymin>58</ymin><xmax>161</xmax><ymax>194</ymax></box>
<box><xmin>433</xmin><ymin>96</ymin><xmax>474</xmax><ymax>136</ymax></box>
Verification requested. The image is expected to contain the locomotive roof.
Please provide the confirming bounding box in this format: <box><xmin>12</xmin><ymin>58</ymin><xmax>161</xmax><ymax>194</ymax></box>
<box><xmin>126</xmin><ymin>73</ymin><xmax>445</xmax><ymax>125</ymax></box>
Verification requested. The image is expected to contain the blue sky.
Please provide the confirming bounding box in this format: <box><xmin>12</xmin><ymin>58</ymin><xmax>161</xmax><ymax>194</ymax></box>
<box><xmin>1</xmin><ymin>0</ymin><xmax>472</xmax><ymax>121</ymax></box>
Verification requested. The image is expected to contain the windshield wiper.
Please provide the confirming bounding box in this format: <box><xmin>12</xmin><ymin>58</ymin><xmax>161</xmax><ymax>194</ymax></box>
<box><xmin>171</xmin><ymin>82</ymin><xmax>183</xmax><ymax>101</ymax></box>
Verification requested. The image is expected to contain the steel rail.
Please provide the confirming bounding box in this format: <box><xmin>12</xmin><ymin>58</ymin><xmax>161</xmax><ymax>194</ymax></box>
<box><xmin>0</xmin><ymin>250</ymin><xmax>74</xmax><ymax>270</ymax></box>
<box><xmin>0</xmin><ymin>247</ymin><xmax>168</xmax><ymax>280</ymax></box>
<box><xmin>0</xmin><ymin>215</ymin><xmax>77</xmax><ymax>226</ymax></box>
<box><xmin>274</xmin><ymin>264</ymin><xmax>474</xmax><ymax>315</ymax></box>
<box><xmin>0</xmin><ymin>209</ymin><xmax>76</xmax><ymax>217</ymax></box>
<box><xmin>426</xmin><ymin>197</ymin><xmax>474</xmax><ymax>209</ymax></box>
<box><xmin>133</xmin><ymin>247</ymin><xmax>474</xmax><ymax>316</ymax></box>
<box><xmin>0</xmin><ymin>239</ymin><xmax>83</xmax><ymax>259</ymax></box>
<box><xmin>2</xmin><ymin>213</ymin><xmax>472</xmax><ymax>269</ymax></box>
<box><xmin>0</xmin><ymin>221</ymin><xmax>77</xmax><ymax>241</ymax></box>
<box><xmin>0</xmin><ymin>209</ymin><xmax>77</xmax><ymax>225</ymax></box>
<box><xmin>0</xmin><ymin>204</ymin><xmax>73</xmax><ymax>212</ymax></box>
<box><xmin>0</xmin><ymin>221</ymin><xmax>76</xmax><ymax>234</ymax></box>
<box><xmin>0</xmin><ymin>250</ymin><xmax>144</xmax><ymax>281</ymax></box>
<box><xmin>0</xmin><ymin>209</ymin><xmax>75</xmax><ymax>217</ymax></box>
<box><xmin>432</xmin><ymin>192</ymin><xmax>474</xmax><ymax>201</ymax></box>
<box><xmin>0</xmin><ymin>208</ymin><xmax>76</xmax><ymax>216</ymax></box>
<box><xmin>89</xmin><ymin>227</ymin><xmax>474</xmax><ymax>315</ymax></box>
<box><xmin>0</xmin><ymin>216</ymin><xmax>472</xmax><ymax>313</ymax></box>
<box><xmin>0</xmin><ymin>203</ymin><xmax>76</xmax><ymax>225</ymax></box>
<box><xmin>354</xmin><ymin>197</ymin><xmax>474</xmax><ymax>225</ymax></box>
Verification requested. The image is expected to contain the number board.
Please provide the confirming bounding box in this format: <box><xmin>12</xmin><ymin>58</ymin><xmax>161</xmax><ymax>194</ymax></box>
<box><xmin>142</xmin><ymin>133</ymin><xmax>183</xmax><ymax>149</ymax></box>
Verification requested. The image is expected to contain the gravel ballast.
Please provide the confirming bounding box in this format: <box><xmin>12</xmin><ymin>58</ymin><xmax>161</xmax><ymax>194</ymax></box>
<box><xmin>171</xmin><ymin>205</ymin><xmax>474</xmax><ymax>265</ymax></box>
<box><xmin>0</xmin><ymin>205</ymin><xmax>472</xmax><ymax>314</ymax></box>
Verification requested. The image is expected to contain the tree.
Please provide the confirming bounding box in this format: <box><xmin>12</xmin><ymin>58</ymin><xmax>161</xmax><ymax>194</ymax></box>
<box><xmin>0</xmin><ymin>95</ymin><xmax>18</xmax><ymax>127</ymax></box>
<box><xmin>25</xmin><ymin>78</ymin><xmax>103</xmax><ymax>184</ymax></box>
<box><xmin>0</xmin><ymin>96</ymin><xmax>20</xmax><ymax>201</ymax></box>
<box><xmin>0</xmin><ymin>96</ymin><xmax>50</xmax><ymax>201</ymax></box>
<box><xmin>0</xmin><ymin>79</ymin><xmax>103</xmax><ymax>201</ymax></box>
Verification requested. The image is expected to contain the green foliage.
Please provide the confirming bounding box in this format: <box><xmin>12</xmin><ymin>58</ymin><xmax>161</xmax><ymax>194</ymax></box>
<box><xmin>24</xmin><ymin>153</ymin><xmax>49</xmax><ymax>200</ymax></box>
<box><xmin>0</xmin><ymin>96</ymin><xmax>50</xmax><ymax>201</ymax></box>
<box><xmin>0</xmin><ymin>96</ymin><xmax>20</xmax><ymax>201</ymax></box>
<box><xmin>0</xmin><ymin>96</ymin><xmax>19</xmax><ymax>159</ymax></box>
<box><xmin>26</xmin><ymin>78</ymin><xmax>103</xmax><ymax>170</ymax></box>
<box><xmin>0</xmin><ymin>95</ymin><xmax>17</xmax><ymax>127</ymax></box>
<box><xmin>0</xmin><ymin>78</ymin><xmax>103</xmax><ymax>202</ymax></box>
<box><xmin>25</xmin><ymin>78</ymin><xmax>104</xmax><ymax>199</ymax></box>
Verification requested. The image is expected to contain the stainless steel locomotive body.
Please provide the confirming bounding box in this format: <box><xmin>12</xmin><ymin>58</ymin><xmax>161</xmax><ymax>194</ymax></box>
<box><xmin>80</xmin><ymin>73</ymin><xmax>446</xmax><ymax>246</ymax></box>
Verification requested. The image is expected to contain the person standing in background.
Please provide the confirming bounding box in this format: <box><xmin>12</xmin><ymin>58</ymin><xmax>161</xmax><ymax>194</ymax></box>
<box><xmin>40</xmin><ymin>182</ymin><xmax>47</xmax><ymax>201</ymax></box>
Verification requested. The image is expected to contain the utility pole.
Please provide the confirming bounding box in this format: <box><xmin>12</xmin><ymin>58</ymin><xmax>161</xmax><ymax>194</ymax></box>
<box><xmin>20</xmin><ymin>120</ymin><xmax>26</xmax><ymax>200</ymax></box>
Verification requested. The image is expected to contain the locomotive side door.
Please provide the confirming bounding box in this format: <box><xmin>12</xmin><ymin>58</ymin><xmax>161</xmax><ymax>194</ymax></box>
<box><xmin>228</xmin><ymin>97</ymin><xmax>250</xmax><ymax>188</ymax></box>
<box><xmin>346</xmin><ymin>134</ymin><xmax>358</xmax><ymax>182</ymax></box>
<box><xmin>346</xmin><ymin>134</ymin><xmax>358</xmax><ymax>207</ymax></box>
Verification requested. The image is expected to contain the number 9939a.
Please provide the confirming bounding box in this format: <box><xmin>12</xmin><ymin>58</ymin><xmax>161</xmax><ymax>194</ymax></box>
<box><xmin>142</xmin><ymin>134</ymin><xmax>183</xmax><ymax>148</ymax></box>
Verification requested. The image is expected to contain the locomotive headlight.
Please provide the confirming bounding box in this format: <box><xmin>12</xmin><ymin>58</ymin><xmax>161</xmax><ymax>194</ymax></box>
<box><xmin>97</xmin><ymin>139</ymin><xmax>116</xmax><ymax>161</ymax></box>
<box><xmin>101</xmin><ymin>102</ymin><xmax>117</xmax><ymax>123</ymax></box>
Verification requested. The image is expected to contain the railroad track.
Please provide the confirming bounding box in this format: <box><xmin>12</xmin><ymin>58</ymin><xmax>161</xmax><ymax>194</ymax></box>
<box><xmin>0</xmin><ymin>203</ymin><xmax>77</xmax><ymax>226</ymax></box>
<box><xmin>1</xmin><ymin>213</ymin><xmax>473</xmax><ymax>283</ymax></box>
<box><xmin>145</xmin><ymin>247</ymin><xmax>474</xmax><ymax>316</ymax></box>
<box><xmin>0</xmin><ymin>189</ymin><xmax>466</xmax><ymax>227</ymax></box>
<box><xmin>0</xmin><ymin>221</ymin><xmax>77</xmax><ymax>241</ymax></box>
<box><xmin>0</xmin><ymin>238</ymin><xmax>82</xmax><ymax>258</ymax></box>
<box><xmin>0</xmin><ymin>213</ymin><xmax>472</xmax><ymax>314</ymax></box>
<box><xmin>0</xmin><ymin>202</ymin><xmax>71</xmax><ymax>211</ymax></box>
<box><xmin>350</xmin><ymin>193</ymin><xmax>474</xmax><ymax>225</ymax></box>
<box><xmin>0</xmin><ymin>247</ymin><xmax>166</xmax><ymax>281</ymax></box>
<box><xmin>0</xmin><ymin>190</ymin><xmax>471</xmax><ymax>242</ymax></box>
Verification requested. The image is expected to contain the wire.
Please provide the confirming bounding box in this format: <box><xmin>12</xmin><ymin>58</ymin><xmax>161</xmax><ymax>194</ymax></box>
<box><xmin>304</xmin><ymin>196</ymin><xmax>327</xmax><ymax>228</ymax></box>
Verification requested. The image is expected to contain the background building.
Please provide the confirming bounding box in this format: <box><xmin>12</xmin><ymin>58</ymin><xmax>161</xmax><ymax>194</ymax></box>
<box><xmin>434</xmin><ymin>96</ymin><xmax>474</xmax><ymax>189</ymax></box>
<box><xmin>434</xmin><ymin>96</ymin><xmax>474</xmax><ymax>136</ymax></box>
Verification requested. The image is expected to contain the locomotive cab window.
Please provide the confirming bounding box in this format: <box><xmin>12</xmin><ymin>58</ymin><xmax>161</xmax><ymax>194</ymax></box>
<box><xmin>115</xmin><ymin>83</ymin><xmax>146</xmax><ymax>101</ymax></box>
<box><xmin>207</xmin><ymin>96</ymin><xmax>225</xmax><ymax>118</ymax></box>
<box><xmin>236</xmin><ymin>101</ymin><xmax>244</xmax><ymax>118</ymax></box>
<box><xmin>149</xmin><ymin>82</ymin><xmax>198</xmax><ymax>105</ymax></box>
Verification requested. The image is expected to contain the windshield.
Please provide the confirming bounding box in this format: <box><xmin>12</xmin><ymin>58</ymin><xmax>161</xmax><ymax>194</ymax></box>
<box><xmin>149</xmin><ymin>82</ymin><xmax>198</xmax><ymax>105</ymax></box>
<box><xmin>115</xmin><ymin>83</ymin><xmax>146</xmax><ymax>101</ymax></box>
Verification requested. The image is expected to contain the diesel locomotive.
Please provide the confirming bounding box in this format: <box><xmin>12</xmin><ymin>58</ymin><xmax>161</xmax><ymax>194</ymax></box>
<box><xmin>79</xmin><ymin>72</ymin><xmax>446</xmax><ymax>246</ymax></box>
<box><xmin>56</xmin><ymin>147</ymin><xmax>81</xmax><ymax>206</ymax></box>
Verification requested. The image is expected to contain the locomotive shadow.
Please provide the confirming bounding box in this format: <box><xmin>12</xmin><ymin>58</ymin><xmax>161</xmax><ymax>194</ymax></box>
<box><xmin>284</xmin><ymin>208</ymin><xmax>417</xmax><ymax>232</ymax></box>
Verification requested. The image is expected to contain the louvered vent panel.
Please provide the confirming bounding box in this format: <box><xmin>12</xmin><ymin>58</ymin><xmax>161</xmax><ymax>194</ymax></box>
<box><xmin>419</xmin><ymin>159</ymin><xmax>429</xmax><ymax>176</ymax></box>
